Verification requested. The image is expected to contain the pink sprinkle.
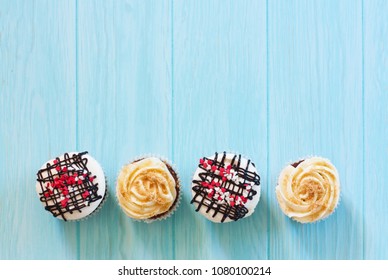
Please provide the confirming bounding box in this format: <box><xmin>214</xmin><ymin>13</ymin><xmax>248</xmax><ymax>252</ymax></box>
<box><xmin>207</xmin><ymin>191</ymin><xmax>214</xmax><ymax>198</ymax></box>
<box><xmin>53</xmin><ymin>159</ymin><xmax>59</xmax><ymax>164</ymax></box>
<box><xmin>219</xmin><ymin>171</ymin><xmax>224</xmax><ymax>177</ymax></box>
<box><xmin>201</xmin><ymin>181</ymin><xmax>209</xmax><ymax>187</ymax></box>
<box><xmin>221</xmin><ymin>188</ymin><xmax>226</xmax><ymax>193</ymax></box>
<box><xmin>230</xmin><ymin>201</ymin><xmax>235</xmax><ymax>207</ymax></box>
<box><xmin>215</xmin><ymin>182</ymin><xmax>221</xmax><ymax>187</ymax></box>
<box><xmin>211</xmin><ymin>180</ymin><xmax>216</xmax><ymax>186</ymax></box>
<box><xmin>211</xmin><ymin>165</ymin><xmax>217</xmax><ymax>172</ymax></box>
<box><xmin>207</xmin><ymin>160</ymin><xmax>213</xmax><ymax>165</ymax></box>
<box><xmin>44</xmin><ymin>192</ymin><xmax>50</xmax><ymax>198</ymax></box>
<box><xmin>222</xmin><ymin>176</ymin><xmax>227</xmax><ymax>182</ymax></box>
<box><xmin>218</xmin><ymin>196</ymin><xmax>222</xmax><ymax>201</ymax></box>
<box><xmin>219</xmin><ymin>167</ymin><xmax>225</xmax><ymax>173</ymax></box>
<box><xmin>226</xmin><ymin>165</ymin><xmax>232</xmax><ymax>170</ymax></box>
<box><xmin>203</xmin><ymin>163</ymin><xmax>208</xmax><ymax>168</ymax></box>
<box><xmin>200</xmin><ymin>158</ymin><xmax>205</xmax><ymax>165</ymax></box>
<box><xmin>77</xmin><ymin>179</ymin><xmax>82</xmax><ymax>185</ymax></box>
<box><xmin>55</xmin><ymin>166</ymin><xmax>61</xmax><ymax>171</ymax></box>
<box><xmin>62</xmin><ymin>167</ymin><xmax>68</xmax><ymax>172</ymax></box>
<box><xmin>89</xmin><ymin>176</ymin><xmax>95</xmax><ymax>182</ymax></box>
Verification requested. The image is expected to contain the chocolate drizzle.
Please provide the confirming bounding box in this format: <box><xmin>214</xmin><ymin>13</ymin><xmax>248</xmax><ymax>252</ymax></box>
<box><xmin>191</xmin><ymin>152</ymin><xmax>260</xmax><ymax>222</ymax></box>
<box><xmin>36</xmin><ymin>152</ymin><xmax>102</xmax><ymax>221</ymax></box>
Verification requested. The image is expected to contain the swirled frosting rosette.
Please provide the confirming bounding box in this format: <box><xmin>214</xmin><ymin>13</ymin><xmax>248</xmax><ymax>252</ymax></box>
<box><xmin>116</xmin><ymin>157</ymin><xmax>180</xmax><ymax>222</ymax></box>
<box><xmin>276</xmin><ymin>157</ymin><xmax>340</xmax><ymax>223</ymax></box>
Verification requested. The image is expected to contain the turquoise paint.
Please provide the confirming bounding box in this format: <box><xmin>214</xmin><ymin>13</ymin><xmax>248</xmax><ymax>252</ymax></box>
<box><xmin>0</xmin><ymin>0</ymin><xmax>386</xmax><ymax>260</ymax></box>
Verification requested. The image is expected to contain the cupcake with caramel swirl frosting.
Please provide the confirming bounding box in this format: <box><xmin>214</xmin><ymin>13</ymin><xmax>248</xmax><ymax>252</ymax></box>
<box><xmin>276</xmin><ymin>157</ymin><xmax>340</xmax><ymax>223</ymax></box>
<box><xmin>116</xmin><ymin>157</ymin><xmax>181</xmax><ymax>222</ymax></box>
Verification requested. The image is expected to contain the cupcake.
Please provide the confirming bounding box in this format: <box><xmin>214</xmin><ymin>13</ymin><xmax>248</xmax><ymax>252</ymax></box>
<box><xmin>191</xmin><ymin>152</ymin><xmax>261</xmax><ymax>223</ymax></box>
<box><xmin>116</xmin><ymin>157</ymin><xmax>180</xmax><ymax>222</ymax></box>
<box><xmin>36</xmin><ymin>151</ymin><xmax>107</xmax><ymax>221</ymax></box>
<box><xmin>276</xmin><ymin>156</ymin><xmax>340</xmax><ymax>223</ymax></box>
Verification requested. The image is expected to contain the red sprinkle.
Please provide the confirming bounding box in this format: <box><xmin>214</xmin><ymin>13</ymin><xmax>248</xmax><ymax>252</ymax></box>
<box><xmin>222</xmin><ymin>176</ymin><xmax>227</xmax><ymax>182</ymax></box>
<box><xmin>62</xmin><ymin>188</ymin><xmax>69</xmax><ymax>195</ymax></box>
<box><xmin>53</xmin><ymin>159</ymin><xmax>59</xmax><ymax>164</ymax></box>
<box><xmin>218</xmin><ymin>196</ymin><xmax>222</xmax><ymax>201</ymax></box>
<box><xmin>230</xmin><ymin>201</ymin><xmax>235</xmax><ymax>207</ymax></box>
<box><xmin>89</xmin><ymin>176</ymin><xmax>95</xmax><ymax>182</ymax></box>
<box><xmin>82</xmin><ymin>191</ymin><xmax>90</xmax><ymax>199</ymax></box>
<box><xmin>219</xmin><ymin>171</ymin><xmax>224</xmax><ymax>177</ymax></box>
<box><xmin>226</xmin><ymin>165</ymin><xmax>232</xmax><ymax>170</ymax></box>
<box><xmin>211</xmin><ymin>165</ymin><xmax>217</xmax><ymax>172</ymax></box>
<box><xmin>221</xmin><ymin>188</ymin><xmax>226</xmax><ymax>192</ymax></box>
<box><xmin>55</xmin><ymin>166</ymin><xmax>61</xmax><ymax>171</ymax></box>
<box><xmin>77</xmin><ymin>179</ymin><xmax>83</xmax><ymax>185</ymax></box>
<box><xmin>203</xmin><ymin>163</ymin><xmax>208</xmax><ymax>168</ymax></box>
<box><xmin>62</xmin><ymin>167</ymin><xmax>68</xmax><ymax>172</ymax></box>
<box><xmin>207</xmin><ymin>160</ymin><xmax>213</xmax><ymax>165</ymax></box>
<box><xmin>44</xmin><ymin>192</ymin><xmax>50</xmax><ymax>198</ymax></box>
<box><xmin>211</xmin><ymin>180</ymin><xmax>216</xmax><ymax>186</ymax></box>
<box><xmin>200</xmin><ymin>158</ymin><xmax>205</xmax><ymax>165</ymax></box>
<box><xmin>201</xmin><ymin>181</ymin><xmax>209</xmax><ymax>187</ymax></box>
<box><xmin>61</xmin><ymin>198</ymin><xmax>69</xmax><ymax>208</ymax></box>
<box><xmin>207</xmin><ymin>191</ymin><xmax>214</xmax><ymax>198</ymax></box>
<box><xmin>215</xmin><ymin>182</ymin><xmax>221</xmax><ymax>187</ymax></box>
<box><xmin>219</xmin><ymin>167</ymin><xmax>225</xmax><ymax>173</ymax></box>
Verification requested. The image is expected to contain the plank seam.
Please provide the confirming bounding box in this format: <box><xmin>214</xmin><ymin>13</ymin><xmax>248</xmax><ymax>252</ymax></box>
<box><xmin>75</xmin><ymin>0</ymin><xmax>80</xmax><ymax>261</ymax></box>
<box><xmin>266</xmin><ymin>0</ymin><xmax>270</xmax><ymax>261</ymax></box>
<box><xmin>361</xmin><ymin>0</ymin><xmax>365</xmax><ymax>260</ymax></box>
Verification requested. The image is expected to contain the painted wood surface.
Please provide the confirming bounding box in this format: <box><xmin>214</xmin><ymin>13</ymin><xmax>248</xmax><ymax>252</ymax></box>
<box><xmin>0</xmin><ymin>0</ymin><xmax>387</xmax><ymax>260</ymax></box>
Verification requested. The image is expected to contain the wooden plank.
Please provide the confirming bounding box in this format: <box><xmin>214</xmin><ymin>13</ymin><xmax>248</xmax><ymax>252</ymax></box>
<box><xmin>77</xmin><ymin>0</ymin><xmax>172</xmax><ymax>259</ymax></box>
<box><xmin>0</xmin><ymin>1</ymin><xmax>77</xmax><ymax>259</ymax></box>
<box><xmin>268</xmin><ymin>0</ymin><xmax>363</xmax><ymax>259</ymax></box>
<box><xmin>364</xmin><ymin>0</ymin><xmax>388</xmax><ymax>260</ymax></box>
<box><xmin>173</xmin><ymin>0</ymin><xmax>267</xmax><ymax>259</ymax></box>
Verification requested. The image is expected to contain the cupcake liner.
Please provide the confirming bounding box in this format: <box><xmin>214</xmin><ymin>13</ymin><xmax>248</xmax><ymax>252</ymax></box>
<box><xmin>276</xmin><ymin>155</ymin><xmax>341</xmax><ymax>224</ymax></box>
<box><xmin>115</xmin><ymin>154</ymin><xmax>182</xmax><ymax>223</ymax></box>
<box><xmin>190</xmin><ymin>151</ymin><xmax>262</xmax><ymax>223</ymax></box>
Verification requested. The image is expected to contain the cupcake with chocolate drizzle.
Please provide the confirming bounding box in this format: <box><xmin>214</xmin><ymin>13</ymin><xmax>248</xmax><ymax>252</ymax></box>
<box><xmin>191</xmin><ymin>152</ymin><xmax>261</xmax><ymax>223</ymax></box>
<box><xmin>276</xmin><ymin>156</ymin><xmax>340</xmax><ymax>223</ymax></box>
<box><xmin>36</xmin><ymin>152</ymin><xmax>107</xmax><ymax>221</ymax></box>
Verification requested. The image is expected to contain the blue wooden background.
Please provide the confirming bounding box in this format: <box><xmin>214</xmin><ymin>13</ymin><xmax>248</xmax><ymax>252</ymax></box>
<box><xmin>0</xmin><ymin>0</ymin><xmax>387</xmax><ymax>260</ymax></box>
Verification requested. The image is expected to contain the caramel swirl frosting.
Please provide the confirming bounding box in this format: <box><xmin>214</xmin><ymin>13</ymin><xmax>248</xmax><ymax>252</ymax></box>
<box><xmin>276</xmin><ymin>157</ymin><xmax>340</xmax><ymax>223</ymax></box>
<box><xmin>117</xmin><ymin>157</ymin><xmax>177</xmax><ymax>220</ymax></box>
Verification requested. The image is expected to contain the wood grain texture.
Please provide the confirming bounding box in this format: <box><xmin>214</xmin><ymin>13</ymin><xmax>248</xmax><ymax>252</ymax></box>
<box><xmin>173</xmin><ymin>0</ymin><xmax>267</xmax><ymax>259</ymax></box>
<box><xmin>77</xmin><ymin>0</ymin><xmax>172</xmax><ymax>259</ymax></box>
<box><xmin>1</xmin><ymin>0</ymin><xmax>387</xmax><ymax>260</ymax></box>
<box><xmin>268</xmin><ymin>0</ymin><xmax>363</xmax><ymax>259</ymax></box>
<box><xmin>0</xmin><ymin>0</ymin><xmax>77</xmax><ymax>259</ymax></box>
<box><xmin>364</xmin><ymin>0</ymin><xmax>388</xmax><ymax>260</ymax></box>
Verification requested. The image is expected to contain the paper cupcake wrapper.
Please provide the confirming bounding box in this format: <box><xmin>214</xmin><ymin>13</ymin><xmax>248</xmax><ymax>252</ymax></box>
<box><xmin>115</xmin><ymin>154</ymin><xmax>182</xmax><ymax>223</ymax></box>
<box><xmin>276</xmin><ymin>155</ymin><xmax>341</xmax><ymax>224</ymax></box>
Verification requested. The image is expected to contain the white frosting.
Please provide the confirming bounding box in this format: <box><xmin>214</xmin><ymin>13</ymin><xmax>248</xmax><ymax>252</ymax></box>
<box><xmin>191</xmin><ymin>153</ymin><xmax>261</xmax><ymax>223</ymax></box>
<box><xmin>116</xmin><ymin>157</ymin><xmax>177</xmax><ymax>220</ymax></box>
<box><xmin>276</xmin><ymin>157</ymin><xmax>340</xmax><ymax>223</ymax></box>
<box><xmin>35</xmin><ymin>152</ymin><xmax>106</xmax><ymax>221</ymax></box>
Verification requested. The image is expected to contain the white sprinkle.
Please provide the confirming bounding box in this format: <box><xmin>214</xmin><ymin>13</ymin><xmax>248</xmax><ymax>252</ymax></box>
<box><xmin>214</xmin><ymin>187</ymin><xmax>220</xmax><ymax>192</ymax></box>
<box><xmin>250</xmin><ymin>182</ymin><xmax>255</xmax><ymax>186</ymax></box>
<box><xmin>214</xmin><ymin>194</ymin><xmax>219</xmax><ymax>199</ymax></box>
<box><xmin>79</xmin><ymin>176</ymin><xmax>84</xmax><ymax>180</ymax></box>
<box><xmin>243</xmin><ymin>191</ymin><xmax>249</xmax><ymax>197</ymax></box>
<box><xmin>246</xmin><ymin>185</ymin><xmax>252</xmax><ymax>190</ymax></box>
